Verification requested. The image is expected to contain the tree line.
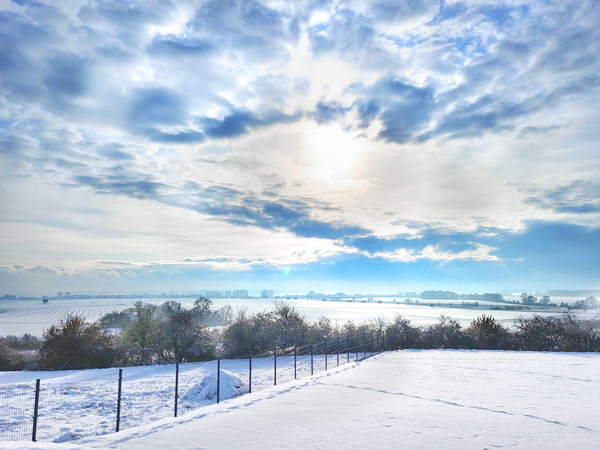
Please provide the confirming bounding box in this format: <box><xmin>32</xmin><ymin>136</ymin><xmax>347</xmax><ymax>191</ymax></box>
<box><xmin>1</xmin><ymin>299</ymin><xmax>599</xmax><ymax>371</ymax></box>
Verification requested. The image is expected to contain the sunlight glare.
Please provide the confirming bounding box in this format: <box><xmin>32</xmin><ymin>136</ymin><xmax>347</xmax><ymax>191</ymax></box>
<box><xmin>307</xmin><ymin>125</ymin><xmax>365</xmax><ymax>180</ymax></box>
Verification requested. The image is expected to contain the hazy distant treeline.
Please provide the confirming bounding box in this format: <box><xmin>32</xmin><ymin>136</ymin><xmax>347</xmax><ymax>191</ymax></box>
<box><xmin>1</xmin><ymin>299</ymin><xmax>599</xmax><ymax>371</ymax></box>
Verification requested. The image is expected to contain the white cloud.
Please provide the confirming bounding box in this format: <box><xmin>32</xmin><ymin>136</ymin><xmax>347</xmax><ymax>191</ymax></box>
<box><xmin>369</xmin><ymin>243</ymin><xmax>500</xmax><ymax>263</ymax></box>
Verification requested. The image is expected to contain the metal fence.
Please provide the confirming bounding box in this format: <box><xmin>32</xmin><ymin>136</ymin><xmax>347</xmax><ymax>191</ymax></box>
<box><xmin>0</xmin><ymin>335</ymin><xmax>387</xmax><ymax>443</ymax></box>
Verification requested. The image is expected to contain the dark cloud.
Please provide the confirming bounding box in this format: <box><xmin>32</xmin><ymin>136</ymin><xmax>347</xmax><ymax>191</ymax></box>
<box><xmin>257</xmin><ymin>202</ymin><xmax>366</xmax><ymax>239</ymax></box>
<box><xmin>124</xmin><ymin>88</ymin><xmax>206</xmax><ymax>142</ymax></box>
<box><xmin>75</xmin><ymin>175</ymin><xmax>168</xmax><ymax>200</ymax></box>
<box><xmin>419</xmin><ymin>96</ymin><xmax>525</xmax><ymax>140</ymax></box>
<box><xmin>0</xmin><ymin>11</ymin><xmax>51</xmax><ymax>101</ymax></box>
<box><xmin>355</xmin><ymin>100</ymin><xmax>380</xmax><ymax>128</ymax></box>
<box><xmin>369</xmin><ymin>0</ymin><xmax>435</xmax><ymax>23</ymax></box>
<box><xmin>417</xmin><ymin>75</ymin><xmax>599</xmax><ymax>141</ymax></box>
<box><xmin>128</xmin><ymin>88</ymin><xmax>185</xmax><ymax>126</ymax></box>
<box><xmin>140</xmin><ymin>128</ymin><xmax>205</xmax><ymax>143</ymax></box>
<box><xmin>523</xmin><ymin>180</ymin><xmax>600</xmax><ymax>215</ymax></box>
<box><xmin>183</xmin><ymin>192</ymin><xmax>369</xmax><ymax>240</ymax></box>
<box><xmin>306</xmin><ymin>8</ymin><xmax>391</xmax><ymax>69</ymax></box>
<box><xmin>373</xmin><ymin>79</ymin><xmax>435</xmax><ymax>143</ymax></box>
<box><xmin>187</xmin><ymin>0</ymin><xmax>293</xmax><ymax>62</ymax></box>
<box><xmin>78</xmin><ymin>1</ymin><xmax>175</xmax><ymax>28</ymax></box>
<box><xmin>536</xmin><ymin>29</ymin><xmax>597</xmax><ymax>73</ymax></box>
<box><xmin>518</xmin><ymin>125</ymin><xmax>562</xmax><ymax>136</ymax></box>
<box><xmin>96</xmin><ymin>143</ymin><xmax>136</xmax><ymax>161</ymax></box>
<box><xmin>44</xmin><ymin>52</ymin><xmax>89</xmax><ymax>98</ymax></box>
<box><xmin>313</xmin><ymin>102</ymin><xmax>349</xmax><ymax>124</ymax></box>
<box><xmin>148</xmin><ymin>35</ymin><xmax>212</xmax><ymax>57</ymax></box>
<box><xmin>201</xmin><ymin>110</ymin><xmax>300</xmax><ymax>139</ymax></box>
<box><xmin>69</xmin><ymin>164</ymin><xmax>368</xmax><ymax>240</ymax></box>
<box><xmin>0</xmin><ymin>134</ymin><xmax>35</xmax><ymax>156</ymax></box>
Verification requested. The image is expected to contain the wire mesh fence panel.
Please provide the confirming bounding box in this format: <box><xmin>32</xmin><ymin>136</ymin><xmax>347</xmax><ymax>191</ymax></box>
<box><xmin>245</xmin><ymin>356</ymin><xmax>277</xmax><ymax>393</ymax></box>
<box><xmin>0</xmin><ymin>340</ymin><xmax>385</xmax><ymax>442</ymax></box>
<box><xmin>178</xmin><ymin>361</ymin><xmax>211</xmax><ymax>395</ymax></box>
<box><xmin>36</xmin><ymin>372</ymin><xmax>119</xmax><ymax>442</ymax></box>
<box><xmin>295</xmin><ymin>346</ymin><xmax>314</xmax><ymax>379</ymax></box>
<box><xmin>0</xmin><ymin>382</ymin><xmax>35</xmax><ymax>441</ymax></box>
<box><xmin>119</xmin><ymin>370</ymin><xmax>174</xmax><ymax>431</ymax></box>
<box><xmin>218</xmin><ymin>358</ymin><xmax>251</xmax><ymax>402</ymax></box>
<box><xmin>176</xmin><ymin>361</ymin><xmax>215</xmax><ymax>414</ymax></box>
<box><xmin>273</xmin><ymin>349</ymin><xmax>296</xmax><ymax>385</ymax></box>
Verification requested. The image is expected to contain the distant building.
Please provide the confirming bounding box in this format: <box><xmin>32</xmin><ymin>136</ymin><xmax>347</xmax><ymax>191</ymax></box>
<box><xmin>261</xmin><ymin>290</ymin><xmax>274</xmax><ymax>298</ymax></box>
<box><xmin>233</xmin><ymin>290</ymin><xmax>249</xmax><ymax>298</ymax></box>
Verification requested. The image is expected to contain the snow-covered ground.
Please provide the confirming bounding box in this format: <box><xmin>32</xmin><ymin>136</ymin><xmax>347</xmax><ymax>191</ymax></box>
<box><xmin>1</xmin><ymin>350</ymin><xmax>599</xmax><ymax>449</ymax></box>
<box><xmin>1</xmin><ymin>296</ymin><xmax>592</xmax><ymax>336</ymax></box>
<box><xmin>0</xmin><ymin>350</ymin><xmax>359</xmax><ymax>443</ymax></box>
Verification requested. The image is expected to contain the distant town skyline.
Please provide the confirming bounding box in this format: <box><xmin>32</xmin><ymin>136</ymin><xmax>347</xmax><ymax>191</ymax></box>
<box><xmin>1</xmin><ymin>1</ymin><xmax>599</xmax><ymax>295</ymax></box>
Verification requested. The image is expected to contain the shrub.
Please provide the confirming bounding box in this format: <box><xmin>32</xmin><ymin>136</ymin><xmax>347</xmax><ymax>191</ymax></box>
<box><xmin>39</xmin><ymin>314</ymin><xmax>116</xmax><ymax>370</ymax></box>
<box><xmin>514</xmin><ymin>315</ymin><xmax>562</xmax><ymax>351</ymax></box>
<box><xmin>272</xmin><ymin>301</ymin><xmax>308</xmax><ymax>348</ymax></box>
<box><xmin>467</xmin><ymin>315</ymin><xmax>513</xmax><ymax>350</ymax></box>
<box><xmin>99</xmin><ymin>310</ymin><xmax>133</xmax><ymax>329</ymax></box>
<box><xmin>126</xmin><ymin>301</ymin><xmax>160</xmax><ymax>365</ymax></box>
<box><xmin>307</xmin><ymin>316</ymin><xmax>334</xmax><ymax>344</ymax></box>
<box><xmin>221</xmin><ymin>309</ymin><xmax>277</xmax><ymax>357</ymax></box>
<box><xmin>557</xmin><ymin>314</ymin><xmax>600</xmax><ymax>352</ymax></box>
<box><xmin>421</xmin><ymin>316</ymin><xmax>475</xmax><ymax>349</ymax></box>
<box><xmin>386</xmin><ymin>315</ymin><xmax>421</xmax><ymax>349</ymax></box>
<box><xmin>156</xmin><ymin>301</ymin><xmax>215</xmax><ymax>362</ymax></box>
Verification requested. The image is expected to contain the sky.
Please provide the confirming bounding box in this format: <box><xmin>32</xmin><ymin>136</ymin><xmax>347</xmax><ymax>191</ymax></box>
<box><xmin>0</xmin><ymin>0</ymin><xmax>599</xmax><ymax>296</ymax></box>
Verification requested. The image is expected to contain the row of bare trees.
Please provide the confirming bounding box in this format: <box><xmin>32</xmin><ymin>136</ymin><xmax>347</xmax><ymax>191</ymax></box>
<box><xmin>1</xmin><ymin>300</ymin><xmax>599</xmax><ymax>371</ymax></box>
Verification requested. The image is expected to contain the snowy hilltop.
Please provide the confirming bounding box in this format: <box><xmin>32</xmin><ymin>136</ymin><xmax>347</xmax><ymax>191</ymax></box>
<box><xmin>1</xmin><ymin>349</ymin><xmax>599</xmax><ymax>450</ymax></box>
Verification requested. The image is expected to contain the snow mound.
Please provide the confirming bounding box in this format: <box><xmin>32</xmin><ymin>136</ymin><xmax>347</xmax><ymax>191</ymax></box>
<box><xmin>53</xmin><ymin>431</ymin><xmax>79</xmax><ymax>442</ymax></box>
<box><xmin>181</xmin><ymin>369</ymin><xmax>248</xmax><ymax>404</ymax></box>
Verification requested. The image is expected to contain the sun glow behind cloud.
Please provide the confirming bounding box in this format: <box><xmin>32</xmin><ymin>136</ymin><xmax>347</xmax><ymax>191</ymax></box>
<box><xmin>306</xmin><ymin>124</ymin><xmax>365</xmax><ymax>180</ymax></box>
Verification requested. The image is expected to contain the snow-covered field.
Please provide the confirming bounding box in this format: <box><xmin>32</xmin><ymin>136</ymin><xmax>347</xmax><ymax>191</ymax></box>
<box><xmin>1</xmin><ymin>296</ymin><xmax>591</xmax><ymax>336</ymax></box>
<box><xmin>1</xmin><ymin>350</ymin><xmax>599</xmax><ymax>449</ymax></box>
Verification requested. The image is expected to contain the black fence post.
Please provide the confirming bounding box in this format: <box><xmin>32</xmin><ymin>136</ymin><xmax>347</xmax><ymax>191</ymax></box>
<box><xmin>371</xmin><ymin>331</ymin><xmax>374</xmax><ymax>354</ymax></box>
<box><xmin>273</xmin><ymin>346</ymin><xmax>277</xmax><ymax>386</ymax></box>
<box><xmin>294</xmin><ymin>345</ymin><xmax>297</xmax><ymax>379</ymax></box>
<box><xmin>355</xmin><ymin>334</ymin><xmax>359</xmax><ymax>361</ymax></box>
<box><xmin>325</xmin><ymin>341</ymin><xmax>328</xmax><ymax>371</ymax></box>
<box><xmin>116</xmin><ymin>369</ymin><xmax>122</xmax><ymax>432</ymax></box>
<box><xmin>174</xmin><ymin>362</ymin><xmax>179</xmax><ymax>417</ymax></box>
<box><xmin>249</xmin><ymin>353</ymin><xmax>252</xmax><ymax>394</ymax></box>
<box><xmin>217</xmin><ymin>357</ymin><xmax>220</xmax><ymax>404</ymax></box>
<box><xmin>32</xmin><ymin>379</ymin><xmax>40</xmax><ymax>442</ymax></box>
<box><xmin>310</xmin><ymin>343</ymin><xmax>314</xmax><ymax>375</ymax></box>
<box><xmin>336</xmin><ymin>337</ymin><xmax>340</xmax><ymax>366</ymax></box>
